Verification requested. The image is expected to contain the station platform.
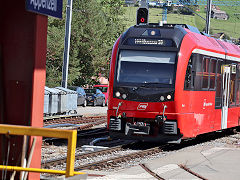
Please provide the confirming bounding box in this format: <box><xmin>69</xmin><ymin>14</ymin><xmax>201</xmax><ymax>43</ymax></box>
<box><xmin>85</xmin><ymin>144</ymin><xmax>240</xmax><ymax>180</ymax></box>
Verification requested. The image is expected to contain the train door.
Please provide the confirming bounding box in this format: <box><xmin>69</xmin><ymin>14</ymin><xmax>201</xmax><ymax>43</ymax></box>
<box><xmin>221</xmin><ymin>65</ymin><xmax>230</xmax><ymax>129</ymax></box>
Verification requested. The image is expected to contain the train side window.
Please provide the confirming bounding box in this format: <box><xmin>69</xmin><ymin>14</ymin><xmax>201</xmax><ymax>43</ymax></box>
<box><xmin>215</xmin><ymin>60</ymin><xmax>222</xmax><ymax>108</ymax></box>
<box><xmin>230</xmin><ymin>64</ymin><xmax>237</xmax><ymax>106</ymax></box>
<box><xmin>237</xmin><ymin>65</ymin><xmax>240</xmax><ymax>106</ymax></box>
<box><xmin>209</xmin><ymin>59</ymin><xmax>217</xmax><ymax>90</ymax></box>
<box><xmin>184</xmin><ymin>56</ymin><xmax>193</xmax><ymax>90</ymax></box>
<box><xmin>202</xmin><ymin>57</ymin><xmax>210</xmax><ymax>89</ymax></box>
<box><xmin>194</xmin><ymin>54</ymin><xmax>202</xmax><ymax>90</ymax></box>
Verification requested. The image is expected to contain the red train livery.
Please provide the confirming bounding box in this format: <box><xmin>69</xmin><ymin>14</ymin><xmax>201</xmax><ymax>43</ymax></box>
<box><xmin>107</xmin><ymin>24</ymin><xmax>240</xmax><ymax>143</ymax></box>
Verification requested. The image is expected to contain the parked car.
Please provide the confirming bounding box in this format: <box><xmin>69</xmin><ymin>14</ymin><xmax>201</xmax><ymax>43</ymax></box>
<box><xmin>85</xmin><ymin>88</ymin><xmax>105</xmax><ymax>106</ymax></box>
<box><xmin>93</xmin><ymin>84</ymin><xmax>109</xmax><ymax>105</ymax></box>
<box><xmin>68</xmin><ymin>86</ymin><xmax>87</xmax><ymax>107</ymax></box>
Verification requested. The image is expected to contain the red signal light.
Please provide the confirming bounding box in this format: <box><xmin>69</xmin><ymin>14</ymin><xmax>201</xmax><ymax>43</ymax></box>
<box><xmin>136</xmin><ymin>8</ymin><xmax>148</xmax><ymax>25</ymax></box>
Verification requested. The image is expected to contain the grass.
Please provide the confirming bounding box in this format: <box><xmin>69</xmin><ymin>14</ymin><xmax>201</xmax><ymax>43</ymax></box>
<box><xmin>122</xmin><ymin>4</ymin><xmax>240</xmax><ymax>39</ymax></box>
<box><xmin>122</xmin><ymin>7</ymin><xmax>196</xmax><ymax>27</ymax></box>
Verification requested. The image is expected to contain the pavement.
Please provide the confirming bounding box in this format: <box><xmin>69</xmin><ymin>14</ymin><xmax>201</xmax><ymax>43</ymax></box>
<box><xmin>77</xmin><ymin>106</ymin><xmax>107</xmax><ymax>117</ymax></box>
<box><xmin>83</xmin><ymin>145</ymin><xmax>240</xmax><ymax>180</ymax></box>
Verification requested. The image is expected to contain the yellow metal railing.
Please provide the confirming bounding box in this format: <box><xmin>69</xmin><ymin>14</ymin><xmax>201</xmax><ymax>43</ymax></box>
<box><xmin>0</xmin><ymin>124</ymin><xmax>86</xmax><ymax>177</ymax></box>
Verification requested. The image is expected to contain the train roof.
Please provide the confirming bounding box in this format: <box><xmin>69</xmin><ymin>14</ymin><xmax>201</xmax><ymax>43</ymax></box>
<box><xmin>120</xmin><ymin>24</ymin><xmax>240</xmax><ymax>60</ymax></box>
<box><xmin>185</xmin><ymin>29</ymin><xmax>240</xmax><ymax>60</ymax></box>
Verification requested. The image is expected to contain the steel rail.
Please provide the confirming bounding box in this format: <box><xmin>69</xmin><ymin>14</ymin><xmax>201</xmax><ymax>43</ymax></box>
<box><xmin>140</xmin><ymin>163</ymin><xmax>165</xmax><ymax>180</ymax></box>
<box><xmin>74</xmin><ymin>146</ymin><xmax>163</xmax><ymax>171</ymax></box>
<box><xmin>178</xmin><ymin>164</ymin><xmax>208</xmax><ymax>180</ymax></box>
<box><xmin>44</xmin><ymin>116</ymin><xmax>107</xmax><ymax>126</ymax></box>
<box><xmin>42</xmin><ymin>145</ymin><xmax>124</xmax><ymax>168</ymax></box>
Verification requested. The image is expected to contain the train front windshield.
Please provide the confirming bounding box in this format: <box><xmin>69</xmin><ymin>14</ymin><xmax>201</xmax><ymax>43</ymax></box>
<box><xmin>117</xmin><ymin>50</ymin><xmax>176</xmax><ymax>87</ymax></box>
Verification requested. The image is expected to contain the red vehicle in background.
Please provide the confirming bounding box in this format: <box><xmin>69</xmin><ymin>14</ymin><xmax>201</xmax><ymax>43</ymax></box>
<box><xmin>93</xmin><ymin>84</ymin><xmax>109</xmax><ymax>105</ymax></box>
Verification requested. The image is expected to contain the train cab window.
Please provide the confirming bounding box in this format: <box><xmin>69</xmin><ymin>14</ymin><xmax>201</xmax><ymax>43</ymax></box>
<box><xmin>116</xmin><ymin>50</ymin><xmax>176</xmax><ymax>86</ymax></box>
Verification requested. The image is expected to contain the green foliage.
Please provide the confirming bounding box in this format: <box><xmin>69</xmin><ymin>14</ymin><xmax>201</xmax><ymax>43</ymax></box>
<box><xmin>46</xmin><ymin>0</ymin><xmax>125</xmax><ymax>87</ymax></box>
<box><xmin>46</xmin><ymin>16</ymin><xmax>65</xmax><ymax>87</ymax></box>
<box><xmin>195</xmin><ymin>3</ymin><xmax>240</xmax><ymax>38</ymax></box>
<box><xmin>123</xmin><ymin>4</ymin><xmax>240</xmax><ymax>39</ymax></box>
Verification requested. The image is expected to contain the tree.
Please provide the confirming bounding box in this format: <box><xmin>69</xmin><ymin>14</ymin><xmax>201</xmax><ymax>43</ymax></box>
<box><xmin>46</xmin><ymin>17</ymin><xmax>65</xmax><ymax>87</ymax></box>
<box><xmin>46</xmin><ymin>0</ymin><xmax>125</xmax><ymax>87</ymax></box>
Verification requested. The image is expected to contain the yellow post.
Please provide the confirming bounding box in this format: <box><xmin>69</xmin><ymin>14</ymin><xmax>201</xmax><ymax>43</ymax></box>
<box><xmin>66</xmin><ymin>130</ymin><xmax>77</xmax><ymax>177</ymax></box>
<box><xmin>0</xmin><ymin>124</ymin><xmax>85</xmax><ymax>177</ymax></box>
<box><xmin>0</xmin><ymin>165</ymin><xmax>85</xmax><ymax>175</ymax></box>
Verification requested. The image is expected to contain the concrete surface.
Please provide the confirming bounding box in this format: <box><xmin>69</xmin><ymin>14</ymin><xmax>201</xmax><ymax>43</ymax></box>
<box><xmin>77</xmin><ymin>106</ymin><xmax>107</xmax><ymax>117</ymax></box>
<box><xmin>84</xmin><ymin>145</ymin><xmax>240</xmax><ymax>180</ymax></box>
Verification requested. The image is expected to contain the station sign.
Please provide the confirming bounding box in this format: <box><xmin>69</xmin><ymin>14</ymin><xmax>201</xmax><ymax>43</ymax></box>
<box><xmin>26</xmin><ymin>0</ymin><xmax>63</xmax><ymax>18</ymax></box>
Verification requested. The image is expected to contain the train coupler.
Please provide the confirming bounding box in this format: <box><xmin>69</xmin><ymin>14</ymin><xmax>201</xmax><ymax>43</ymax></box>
<box><xmin>125</xmin><ymin>122</ymin><xmax>150</xmax><ymax>135</ymax></box>
<box><xmin>155</xmin><ymin>115</ymin><xmax>167</xmax><ymax>124</ymax></box>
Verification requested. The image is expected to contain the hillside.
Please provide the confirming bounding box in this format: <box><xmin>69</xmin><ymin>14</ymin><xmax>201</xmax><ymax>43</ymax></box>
<box><xmin>121</xmin><ymin>2</ymin><xmax>240</xmax><ymax>39</ymax></box>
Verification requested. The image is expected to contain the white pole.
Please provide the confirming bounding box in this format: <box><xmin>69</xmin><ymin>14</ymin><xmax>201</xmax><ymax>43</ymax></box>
<box><xmin>206</xmin><ymin>0</ymin><xmax>212</xmax><ymax>34</ymax></box>
<box><xmin>62</xmin><ymin>0</ymin><xmax>73</xmax><ymax>88</ymax></box>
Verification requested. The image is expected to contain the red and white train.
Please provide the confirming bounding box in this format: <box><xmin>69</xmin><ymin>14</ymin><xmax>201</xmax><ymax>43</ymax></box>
<box><xmin>107</xmin><ymin>23</ymin><xmax>240</xmax><ymax>143</ymax></box>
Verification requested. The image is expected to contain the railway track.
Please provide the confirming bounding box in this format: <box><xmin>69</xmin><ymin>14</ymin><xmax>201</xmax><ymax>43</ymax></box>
<box><xmin>42</xmin><ymin>141</ymin><xmax>169</xmax><ymax>172</ymax></box>
<box><xmin>74</xmin><ymin>146</ymin><xmax>163</xmax><ymax>171</ymax></box>
<box><xmin>40</xmin><ymin>128</ymin><xmax>240</xmax><ymax>180</ymax></box>
<box><xmin>44</xmin><ymin>115</ymin><xmax>107</xmax><ymax>125</ymax></box>
<box><xmin>43</xmin><ymin>115</ymin><xmax>107</xmax><ymax>131</ymax></box>
<box><xmin>42</xmin><ymin>143</ymin><xmax>210</xmax><ymax>180</ymax></box>
<box><xmin>42</xmin><ymin>145</ymin><xmax>125</xmax><ymax>169</ymax></box>
<box><xmin>42</xmin><ymin>128</ymin><xmax>240</xmax><ymax>173</ymax></box>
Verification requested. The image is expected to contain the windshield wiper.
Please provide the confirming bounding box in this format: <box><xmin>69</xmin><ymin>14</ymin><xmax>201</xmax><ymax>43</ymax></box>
<box><xmin>131</xmin><ymin>83</ymin><xmax>168</xmax><ymax>90</ymax></box>
<box><xmin>141</xmin><ymin>82</ymin><xmax>169</xmax><ymax>87</ymax></box>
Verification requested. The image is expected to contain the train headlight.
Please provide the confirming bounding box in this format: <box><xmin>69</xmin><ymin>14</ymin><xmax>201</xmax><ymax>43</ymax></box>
<box><xmin>150</xmin><ymin>30</ymin><xmax>156</xmax><ymax>36</ymax></box>
<box><xmin>115</xmin><ymin>91</ymin><xmax>121</xmax><ymax>97</ymax></box>
<box><xmin>122</xmin><ymin>94</ymin><xmax>127</xmax><ymax>99</ymax></box>
<box><xmin>160</xmin><ymin>96</ymin><xmax>164</xmax><ymax>101</ymax></box>
<box><xmin>167</xmin><ymin>95</ymin><xmax>171</xmax><ymax>100</ymax></box>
